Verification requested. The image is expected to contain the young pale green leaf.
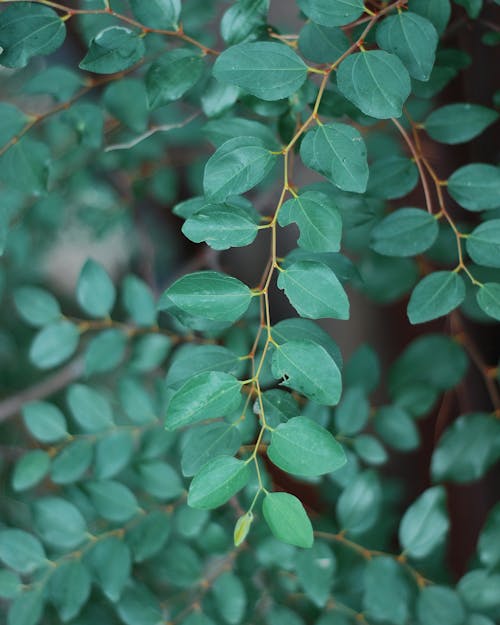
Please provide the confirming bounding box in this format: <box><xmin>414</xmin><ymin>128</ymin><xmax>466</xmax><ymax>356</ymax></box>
<box><xmin>297</xmin><ymin>0</ymin><xmax>364</xmax><ymax>27</ymax></box>
<box><xmin>363</xmin><ymin>557</ymin><xmax>411</xmax><ymax>625</ymax></box>
<box><xmin>0</xmin><ymin>530</ymin><xmax>46</xmax><ymax>574</ymax></box>
<box><xmin>371</xmin><ymin>208</ymin><xmax>439</xmax><ymax>257</ymax></box>
<box><xmin>295</xmin><ymin>541</ymin><xmax>336</xmax><ymax>607</ymax></box>
<box><xmin>146</xmin><ymin>49</ymin><xmax>204</xmax><ymax>109</ymax></box>
<box><xmin>50</xmin><ymin>439</ymin><xmax>93</xmax><ymax>484</ymax></box>
<box><xmin>0</xmin><ymin>3</ymin><xmax>66</xmax><ymax>68</ymax></box>
<box><xmin>262</xmin><ymin>492</ymin><xmax>313</xmax><ymax>548</ymax></box>
<box><xmin>7</xmin><ymin>589</ymin><xmax>44</xmax><ymax>625</ymax></box>
<box><xmin>29</xmin><ymin>321</ymin><xmax>79</xmax><ymax>370</ymax></box>
<box><xmin>336</xmin><ymin>470</ymin><xmax>381</xmax><ymax>533</ymax></box>
<box><xmin>67</xmin><ymin>383</ymin><xmax>114</xmax><ymax>433</ymax></box>
<box><xmin>12</xmin><ymin>450</ymin><xmax>50</xmax><ymax>492</ymax></box>
<box><xmin>79</xmin><ymin>26</ymin><xmax>145</xmax><ymax>74</ymax></box>
<box><xmin>408</xmin><ymin>0</ymin><xmax>451</xmax><ymax>35</ymax></box>
<box><xmin>86</xmin><ymin>480</ymin><xmax>139</xmax><ymax>522</ymax></box>
<box><xmin>399</xmin><ymin>486</ymin><xmax>449</xmax><ymax>558</ymax></box>
<box><xmin>166</xmin><ymin>371</ymin><xmax>242</xmax><ymax>430</ymax></box>
<box><xmin>416</xmin><ymin>586</ymin><xmax>466</xmax><ymax>625</ymax></box>
<box><xmin>182</xmin><ymin>198</ymin><xmax>260</xmax><ymax>250</ymax></box>
<box><xmin>13</xmin><ymin>286</ymin><xmax>61</xmax><ymax>328</ymax></box>
<box><xmin>188</xmin><ymin>456</ymin><xmax>250</xmax><ymax>509</ymax></box>
<box><xmin>48</xmin><ymin>560</ymin><xmax>91</xmax><ymax>622</ymax></box>
<box><xmin>181</xmin><ymin>422</ymin><xmax>242</xmax><ymax>477</ymax></box>
<box><xmin>160</xmin><ymin>271</ymin><xmax>252</xmax><ymax>323</ymax></box>
<box><xmin>212</xmin><ymin>572</ymin><xmax>247</xmax><ymax>625</ymax></box>
<box><xmin>337</xmin><ymin>50</ymin><xmax>411</xmax><ymax>119</ymax></box>
<box><xmin>374</xmin><ymin>405</ymin><xmax>420</xmax><ymax>451</ymax></box>
<box><xmin>86</xmin><ymin>537</ymin><xmax>131</xmax><ymax>602</ymax></box>
<box><xmin>298</xmin><ymin>22</ymin><xmax>350</xmax><ymax>63</ymax></box>
<box><xmin>476</xmin><ymin>283</ymin><xmax>500</xmax><ymax>321</ymax></box>
<box><xmin>431</xmin><ymin>413</ymin><xmax>500</xmax><ymax>482</ymax></box>
<box><xmin>22</xmin><ymin>401</ymin><xmax>68</xmax><ymax>443</ymax></box>
<box><xmin>213</xmin><ymin>42</ymin><xmax>308</xmax><ymax>101</ymax></box>
<box><xmin>203</xmin><ymin>136</ymin><xmax>277</xmax><ymax>201</ymax></box>
<box><xmin>220</xmin><ymin>0</ymin><xmax>269</xmax><ymax>45</ymax></box>
<box><xmin>76</xmin><ymin>259</ymin><xmax>115</xmax><ymax>318</ymax></box>
<box><xmin>277</xmin><ymin>260</ymin><xmax>349</xmax><ymax>320</ymax></box>
<box><xmin>233</xmin><ymin>511</ymin><xmax>254</xmax><ymax>546</ymax></box>
<box><xmin>466</xmin><ymin>219</ymin><xmax>500</xmax><ymax>268</ymax></box>
<box><xmin>278</xmin><ymin>191</ymin><xmax>342</xmax><ymax>253</ymax></box>
<box><xmin>376</xmin><ymin>12</ymin><xmax>438</xmax><ymax>81</ymax></box>
<box><xmin>407</xmin><ymin>271</ymin><xmax>466</xmax><ymax>324</ymax></box>
<box><xmin>478</xmin><ymin>503</ymin><xmax>500</xmax><ymax>569</ymax></box>
<box><xmin>424</xmin><ymin>103</ymin><xmax>499</xmax><ymax>144</ymax></box>
<box><xmin>300</xmin><ymin>123</ymin><xmax>369</xmax><ymax>193</ymax></box>
<box><xmin>271</xmin><ymin>339</ymin><xmax>342</xmax><ymax>405</ymax></box>
<box><xmin>448</xmin><ymin>164</ymin><xmax>500</xmax><ymax>211</ymax></box>
<box><xmin>268</xmin><ymin>416</ymin><xmax>346</xmax><ymax>476</ymax></box>
<box><xmin>33</xmin><ymin>497</ymin><xmax>87</xmax><ymax>549</ymax></box>
<box><xmin>129</xmin><ymin>0</ymin><xmax>181</xmax><ymax>29</ymax></box>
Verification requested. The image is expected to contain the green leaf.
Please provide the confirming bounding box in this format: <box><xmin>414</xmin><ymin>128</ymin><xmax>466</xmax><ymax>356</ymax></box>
<box><xmin>478</xmin><ymin>503</ymin><xmax>500</xmax><ymax>568</ymax></box>
<box><xmin>399</xmin><ymin>486</ymin><xmax>449</xmax><ymax>558</ymax></box>
<box><xmin>79</xmin><ymin>26</ymin><xmax>145</xmax><ymax>74</ymax></box>
<box><xmin>297</xmin><ymin>0</ymin><xmax>364</xmax><ymax>27</ymax></box>
<box><xmin>76</xmin><ymin>258</ymin><xmax>116</xmax><ymax>318</ymax></box>
<box><xmin>344</xmin><ymin>345</ymin><xmax>380</xmax><ymax>393</ymax></box>
<box><xmin>371</xmin><ymin>208</ymin><xmax>439</xmax><ymax>257</ymax></box>
<box><xmin>407</xmin><ymin>271</ymin><xmax>466</xmax><ymax>324</ymax></box>
<box><xmin>337</xmin><ymin>470</ymin><xmax>381</xmax><ymax>533</ymax></box>
<box><xmin>50</xmin><ymin>439</ymin><xmax>93</xmax><ymax>484</ymax></box>
<box><xmin>416</xmin><ymin>586</ymin><xmax>466</xmax><ymax>625</ymax></box>
<box><xmin>374</xmin><ymin>405</ymin><xmax>420</xmax><ymax>451</ymax></box>
<box><xmin>455</xmin><ymin>0</ymin><xmax>483</xmax><ymax>18</ymax></box>
<box><xmin>376</xmin><ymin>12</ymin><xmax>438</xmax><ymax>81</ymax></box>
<box><xmin>137</xmin><ymin>461</ymin><xmax>183</xmax><ymax>500</ymax></box>
<box><xmin>220</xmin><ymin>0</ymin><xmax>269</xmax><ymax>45</ymax></box>
<box><xmin>0</xmin><ymin>137</ymin><xmax>50</xmax><ymax>194</ymax></box>
<box><xmin>457</xmin><ymin>570</ymin><xmax>500</xmax><ymax>612</ymax></box>
<box><xmin>166</xmin><ymin>371</ymin><xmax>242</xmax><ymax>430</ymax></box>
<box><xmin>12</xmin><ymin>450</ymin><xmax>50</xmax><ymax>492</ymax></box>
<box><xmin>278</xmin><ymin>191</ymin><xmax>342</xmax><ymax>253</ymax></box>
<box><xmin>295</xmin><ymin>541</ymin><xmax>335</xmax><ymax>607</ymax></box>
<box><xmin>213</xmin><ymin>42</ymin><xmax>308</xmax><ymax>101</ymax></box>
<box><xmin>13</xmin><ymin>286</ymin><xmax>61</xmax><ymax>327</ymax></box>
<box><xmin>268</xmin><ymin>416</ymin><xmax>346</xmax><ymax>476</ymax></box>
<box><xmin>67</xmin><ymin>383</ymin><xmax>114</xmax><ymax>433</ymax></box>
<box><xmin>182</xmin><ymin>198</ymin><xmax>259</xmax><ymax>250</ymax></box>
<box><xmin>0</xmin><ymin>529</ymin><xmax>46</xmax><ymax>574</ymax></box>
<box><xmin>166</xmin><ymin>344</ymin><xmax>240</xmax><ymax>390</ymax></box>
<box><xmin>122</xmin><ymin>275</ymin><xmax>157</xmax><ymax>327</ymax></box>
<box><xmin>95</xmin><ymin>431</ymin><xmax>134</xmax><ymax>479</ymax></box>
<box><xmin>130</xmin><ymin>334</ymin><xmax>171</xmax><ymax>372</ymax></box>
<box><xmin>86</xmin><ymin>536</ymin><xmax>131</xmax><ymax>602</ymax></box>
<box><xmin>0</xmin><ymin>3</ymin><xmax>66</xmax><ymax>68</ymax></box>
<box><xmin>48</xmin><ymin>560</ymin><xmax>91</xmax><ymax>622</ymax></box>
<box><xmin>0</xmin><ymin>103</ymin><xmax>28</xmax><ymax>147</ymax></box>
<box><xmin>212</xmin><ymin>572</ymin><xmax>247</xmax><ymax>625</ymax></box>
<box><xmin>29</xmin><ymin>320</ymin><xmax>79</xmax><ymax>369</ymax></box>
<box><xmin>7</xmin><ymin>589</ymin><xmax>44</xmax><ymax>625</ymax></box>
<box><xmin>0</xmin><ymin>570</ymin><xmax>21</xmax><ymax>600</ymax></box>
<box><xmin>448</xmin><ymin>164</ymin><xmax>500</xmax><ymax>211</ymax></box>
<box><xmin>363</xmin><ymin>557</ymin><xmax>411</xmax><ymax>625</ymax></box>
<box><xmin>277</xmin><ymin>260</ymin><xmax>350</xmax><ymax>320</ymax></box>
<box><xmin>477</xmin><ymin>284</ymin><xmax>500</xmax><ymax>321</ymax></box>
<box><xmin>261</xmin><ymin>390</ymin><xmax>300</xmax><ymax>428</ymax></box>
<box><xmin>408</xmin><ymin>0</ymin><xmax>451</xmax><ymax>35</ymax></box>
<box><xmin>103</xmin><ymin>78</ymin><xmax>149</xmax><ymax>133</ymax></box>
<box><xmin>146</xmin><ymin>49</ymin><xmax>204</xmax><ymax>109</ymax></box>
<box><xmin>129</xmin><ymin>0</ymin><xmax>181</xmax><ymax>29</ymax></box>
<box><xmin>23</xmin><ymin>66</ymin><xmax>83</xmax><ymax>101</ymax></box>
<box><xmin>203</xmin><ymin>136</ymin><xmax>277</xmax><ymax>201</ymax></box>
<box><xmin>33</xmin><ymin>497</ymin><xmax>87</xmax><ymax>549</ymax></box>
<box><xmin>160</xmin><ymin>271</ymin><xmax>252</xmax><ymax>323</ymax></box>
<box><xmin>22</xmin><ymin>401</ymin><xmax>68</xmax><ymax>443</ymax></box>
<box><xmin>86</xmin><ymin>480</ymin><xmax>139</xmax><ymax>522</ymax></box>
<box><xmin>424</xmin><ymin>103</ymin><xmax>498</xmax><ymax>144</ymax></box>
<box><xmin>126</xmin><ymin>511</ymin><xmax>171</xmax><ymax>562</ymax></box>
<box><xmin>271</xmin><ymin>339</ymin><xmax>342</xmax><ymax>405</ymax></box>
<box><xmin>181</xmin><ymin>422</ymin><xmax>242</xmax><ymax>477</ymax></box>
<box><xmin>367</xmin><ymin>156</ymin><xmax>419</xmax><ymax>199</ymax></box>
<box><xmin>298</xmin><ymin>22</ymin><xmax>350</xmax><ymax>63</ymax></box>
<box><xmin>188</xmin><ymin>456</ymin><xmax>250</xmax><ymax>509</ymax></box>
<box><xmin>466</xmin><ymin>219</ymin><xmax>500</xmax><ymax>268</ymax></box>
<box><xmin>84</xmin><ymin>329</ymin><xmax>127</xmax><ymax>375</ymax></box>
<box><xmin>203</xmin><ymin>117</ymin><xmax>279</xmax><ymax>150</ymax></box>
<box><xmin>337</xmin><ymin>51</ymin><xmax>411</xmax><ymax>119</ymax></box>
<box><xmin>334</xmin><ymin>386</ymin><xmax>370</xmax><ymax>435</ymax></box>
<box><xmin>431</xmin><ymin>413</ymin><xmax>500</xmax><ymax>482</ymax></box>
<box><xmin>262</xmin><ymin>492</ymin><xmax>313</xmax><ymax>548</ymax></box>
<box><xmin>117</xmin><ymin>582</ymin><xmax>163</xmax><ymax>625</ymax></box>
<box><xmin>353</xmin><ymin>434</ymin><xmax>388</xmax><ymax>466</ymax></box>
<box><xmin>300</xmin><ymin>123</ymin><xmax>369</xmax><ymax>193</ymax></box>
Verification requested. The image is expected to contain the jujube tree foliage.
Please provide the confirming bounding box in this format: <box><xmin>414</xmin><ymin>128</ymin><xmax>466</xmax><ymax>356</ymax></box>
<box><xmin>0</xmin><ymin>0</ymin><xmax>500</xmax><ymax>624</ymax></box>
